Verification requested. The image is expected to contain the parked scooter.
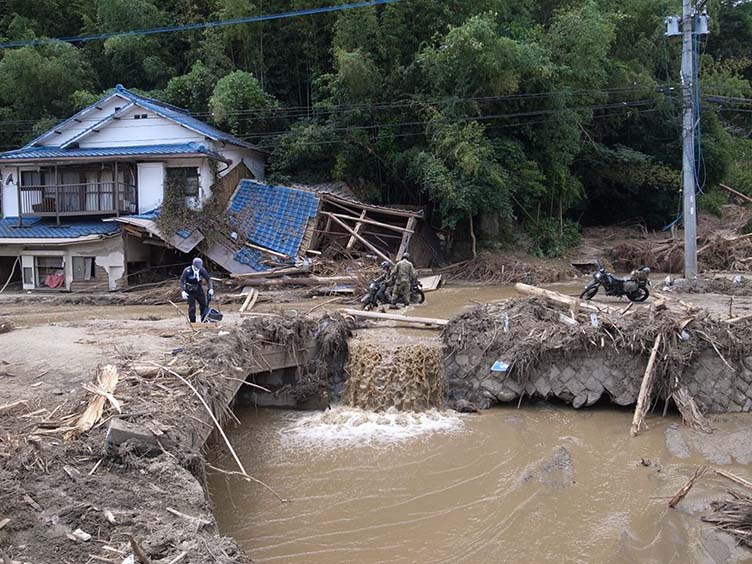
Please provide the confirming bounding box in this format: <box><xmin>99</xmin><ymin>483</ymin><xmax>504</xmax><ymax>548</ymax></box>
<box><xmin>580</xmin><ymin>263</ymin><xmax>651</xmax><ymax>302</ymax></box>
<box><xmin>360</xmin><ymin>279</ymin><xmax>425</xmax><ymax>309</ymax></box>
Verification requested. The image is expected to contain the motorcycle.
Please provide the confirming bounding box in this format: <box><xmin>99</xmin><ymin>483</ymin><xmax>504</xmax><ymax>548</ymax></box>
<box><xmin>580</xmin><ymin>264</ymin><xmax>651</xmax><ymax>302</ymax></box>
<box><xmin>360</xmin><ymin>279</ymin><xmax>425</xmax><ymax>309</ymax></box>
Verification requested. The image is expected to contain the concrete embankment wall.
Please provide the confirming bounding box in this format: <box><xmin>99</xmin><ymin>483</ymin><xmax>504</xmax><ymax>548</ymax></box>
<box><xmin>446</xmin><ymin>350</ymin><xmax>752</xmax><ymax>413</ymax></box>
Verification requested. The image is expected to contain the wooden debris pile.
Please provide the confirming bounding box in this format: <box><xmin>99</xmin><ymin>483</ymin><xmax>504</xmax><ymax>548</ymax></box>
<box><xmin>437</xmin><ymin>253</ymin><xmax>577</xmax><ymax>285</ymax></box>
<box><xmin>443</xmin><ymin>283</ymin><xmax>752</xmax><ymax>433</ymax></box>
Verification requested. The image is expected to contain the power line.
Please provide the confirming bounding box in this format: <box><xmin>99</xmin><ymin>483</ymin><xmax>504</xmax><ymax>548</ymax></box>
<box><xmin>0</xmin><ymin>0</ymin><xmax>402</xmax><ymax>49</ymax></box>
<box><xmin>0</xmin><ymin>84</ymin><xmax>674</xmax><ymax>128</ymax></box>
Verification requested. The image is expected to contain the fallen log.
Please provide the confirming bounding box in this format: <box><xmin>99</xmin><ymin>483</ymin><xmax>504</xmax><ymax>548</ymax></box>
<box><xmin>669</xmin><ymin>465</ymin><xmax>708</xmax><ymax>508</ymax></box>
<box><xmin>230</xmin><ymin>266</ymin><xmax>308</xmax><ymax>280</ymax></box>
<box><xmin>340</xmin><ymin>308</ymin><xmax>448</xmax><ymax>327</ymax></box>
<box><xmin>514</xmin><ymin>283</ymin><xmax>622</xmax><ymax>315</ymax></box>
<box><xmin>719</xmin><ymin>183</ymin><xmax>752</xmax><ymax>205</ymax></box>
<box><xmin>630</xmin><ymin>334</ymin><xmax>662</xmax><ymax>437</ymax></box>
<box><xmin>725</xmin><ymin>312</ymin><xmax>752</xmax><ymax>325</ymax></box>
<box><xmin>715</xmin><ymin>469</ymin><xmax>752</xmax><ymax>491</ymax></box>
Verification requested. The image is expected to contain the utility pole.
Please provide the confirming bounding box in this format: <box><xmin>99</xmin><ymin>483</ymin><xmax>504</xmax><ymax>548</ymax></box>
<box><xmin>666</xmin><ymin>2</ymin><xmax>709</xmax><ymax>280</ymax></box>
<box><xmin>681</xmin><ymin>0</ymin><xmax>697</xmax><ymax>279</ymax></box>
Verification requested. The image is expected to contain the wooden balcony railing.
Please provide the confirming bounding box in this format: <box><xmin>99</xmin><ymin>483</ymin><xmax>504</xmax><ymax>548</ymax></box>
<box><xmin>19</xmin><ymin>182</ymin><xmax>137</xmax><ymax>219</ymax></box>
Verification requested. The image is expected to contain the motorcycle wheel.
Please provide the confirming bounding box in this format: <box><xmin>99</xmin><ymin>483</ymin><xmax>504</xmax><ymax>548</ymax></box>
<box><xmin>411</xmin><ymin>289</ymin><xmax>426</xmax><ymax>304</ymax></box>
<box><xmin>580</xmin><ymin>286</ymin><xmax>598</xmax><ymax>300</ymax></box>
<box><xmin>627</xmin><ymin>287</ymin><xmax>650</xmax><ymax>303</ymax></box>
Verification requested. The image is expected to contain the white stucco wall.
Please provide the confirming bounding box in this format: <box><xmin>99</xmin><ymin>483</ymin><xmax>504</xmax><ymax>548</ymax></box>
<box><xmin>137</xmin><ymin>162</ymin><xmax>165</xmax><ymax>213</ymax></box>
<box><xmin>79</xmin><ymin>106</ymin><xmax>205</xmax><ymax>148</ymax></box>
<box><xmin>1</xmin><ymin>165</ymin><xmax>19</xmax><ymax>218</ymax></box>
<box><xmin>215</xmin><ymin>145</ymin><xmax>266</xmax><ymax>180</ymax></box>
<box><xmin>36</xmin><ymin>95</ymin><xmax>125</xmax><ymax>148</ymax></box>
<box><xmin>0</xmin><ymin>234</ymin><xmax>125</xmax><ymax>291</ymax></box>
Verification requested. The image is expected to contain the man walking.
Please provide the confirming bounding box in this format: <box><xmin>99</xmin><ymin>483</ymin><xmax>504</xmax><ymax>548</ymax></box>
<box><xmin>390</xmin><ymin>253</ymin><xmax>416</xmax><ymax>306</ymax></box>
<box><xmin>180</xmin><ymin>257</ymin><xmax>214</xmax><ymax>322</ymax></box>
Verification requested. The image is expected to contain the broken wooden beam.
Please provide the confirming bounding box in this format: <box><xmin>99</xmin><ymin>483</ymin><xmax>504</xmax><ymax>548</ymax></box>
<box><xmin>68</xmin><ymin>365</ymin><xmax>119</xmax><ymax>439</ymax></box>
<box><xmin>341</xmin><ymin>308</ymin><xmax>448</xmax><ymax>327</ymax></box>
<box><xmin>630</xmin><ymin>334</ymin><xmax>662</xmax><ymax>437</ymax></box>
<box><xmin>669</xmin><ymin>465</ymin><xmax>708</xmax><ymax>508</ymax></box>
<box><xmin>324</xmin><ymin>213</ymin><xmax>393</xmax><ymax>263</ymax></box>
<box><xmin>514</xmin><ymin>283</ymin><xmax>622</xmax><ymax>315</ymax></box>
<box><xmin>719</xmin><ymin>183</ymin><xmax>752</xmax><ymax>205</ymax></box>
<box><xmin>396</xmin><ymin>216</ymin><xmax>417</xmax><ymax>260</ymax></box>
<box><xmin>243</xmin><ymin>242</ymin><xmax>290</xmax><ymax>259</ymax></box>
<box><xmin>346</xmin><ymin>210</ymin><xmax>367</xmax><ymax>250</ymax></box>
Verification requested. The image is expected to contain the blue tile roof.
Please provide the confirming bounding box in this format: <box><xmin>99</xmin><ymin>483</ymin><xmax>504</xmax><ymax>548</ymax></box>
<box><xmin>0</xmin><ymin>217</ymin><xmax>120</xmax><ymax>239</ymax></box>
<box><xmin>0</xmin><ymin>143</ymin><xmax>225</xmax><ymax>162</ymax></box>
<box><xmin>228</xmin><ymin>180</ymin><xmax>320</xmax><ymax>263</ymax></box>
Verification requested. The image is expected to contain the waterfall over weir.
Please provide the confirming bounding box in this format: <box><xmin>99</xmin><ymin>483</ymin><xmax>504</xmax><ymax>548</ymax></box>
<box><xmin>343</xmin><ymin>341</ymin><xmax>446</xmax><ymax>411</ymax></box>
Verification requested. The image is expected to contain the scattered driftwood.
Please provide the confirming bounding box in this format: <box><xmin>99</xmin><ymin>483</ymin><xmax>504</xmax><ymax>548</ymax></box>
<box><xmin>669</xmin><ymin>465</ymin><xmax>708</xmax><ymax>508</ymax></box>
<box><xmin>67</xmin><ymin>366</ymin><xmax>119</xmax><ymax>439</ymax></box>
<box><xmin>0</xmin><ymin>400</ymin><xmax>28</xmax><ymax>413</ymax></box>
<box><xmin>716</xmin><ymin>469</ymin><xmax>752</xmax><ymax>491</ymax></box>
<box><xmin>167</xmin><ymin>553</ymin><xmax>188</xmax><ymax>564</ymax></box>
<box><xmin>703</xmin><ymin>490</ymin><xmax>752</xmax><ymax>547</ymax></box>
<box><xmin>149</xmin><ymin>362</ymin><xmax>287</xmax><ymax>502</ymax></box>
<box><xmin>239</xmin><ymin>288</ymin><xmax>259</xmax><ymax>313</ymax></box>
<box><xmin>340</xmin><ymin>308</ymin><xmax>449</xmax><ymax>327</ymax></box>
<box><xmin>514</xmin><ymin>283</ymin><xmax>622</xmax><ymax>316</ymax></box>
<box><xmin>720</xmin><ymin>183</ymin><xmax>752</xmax><ymax>205</ymax></box>
<box><xmin>630</xmin><ymin>334</ymin><xmax>662</xmax><ymax>437</ymax></box>
<box><xmin>304</xmin><ymin>296</ymin><xmax>344</xmax><ymax>316</ymax></box>
<box><xmin>129</xmin><ymin>535</ymin><xmax>152</xmax><ymax>564</ymax></box>
<box><xmin>672</xmin><ymin>387</ymin><xmax>712</xmax><ymax>433</ymax></box>
<box><xmin>166</xmin><ymin>507</ymin><xmax>210</xmax><ymax>529</ymax></box>
<box><xmin>726</xmin><ymin>311</ymin><xmax>752</xmax><ymax>325</ymax></box>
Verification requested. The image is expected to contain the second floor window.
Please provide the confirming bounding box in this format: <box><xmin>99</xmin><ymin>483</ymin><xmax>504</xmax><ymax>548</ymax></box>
<box><xmin>166</xmin><ymin>167</ymin><xmax>199</xmax><ymax>198</ymax></box>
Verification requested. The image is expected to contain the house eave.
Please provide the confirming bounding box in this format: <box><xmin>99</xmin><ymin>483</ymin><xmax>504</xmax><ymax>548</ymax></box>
<box><xmin>0</xmin><ymin>152</ymin><xmax>231</xmax><ymax>165</ymax></box>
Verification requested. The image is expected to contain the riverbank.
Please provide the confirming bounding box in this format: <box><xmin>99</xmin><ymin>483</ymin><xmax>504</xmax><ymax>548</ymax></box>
<box><xmin>2</xmin><ymin>279</ymin><xmax>752</xmax><ymax>562</ymax></box>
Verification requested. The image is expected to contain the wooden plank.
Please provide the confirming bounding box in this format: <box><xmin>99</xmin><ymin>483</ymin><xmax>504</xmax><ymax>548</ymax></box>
<box><xmin>244</xmin><ymin>242</ymin><xmax>290</xmax><ymax>259</ymax></box>
<box><xmin>325</xmin><ymin>213</ymin><xmax>392</xmax><ymax>263</ymax></box>
<box><xmin>719</xmin><ymin>183</ymin><xmax>752</xmax><ymax>205</ymax></box>
<box><xmin>346</xmin><ymin>210</ymin><xmax>367</xmax><ymax>250</ymax></box>
<box><xmin>514</xmin><ymin>283</ymin><xmax>622</xmax><ymax>315</ymax></box>
<box><xmin>630</xmin><ymin>334</ymin><xmax>662</xmax><ymax>437</ymax></box>
<box><xmin>419</xmin><ymin>275</ymin><xmax>443</xmax><ymax>292</ymax></box>
<box><xmin>239</xmin><ymin>289</ymin><xmax>256</xmax><ymax>313</ymax></box>
<box><xmin>341</xmin><ymin>308</ymin><xmax>448</xmax><ymax>327</ymax></box>
<box><xmin>396</xmin><ymin>216</ymin><xmax>417</xmax><ymax>260</ymax></box>
<box><xmin>327</xmin><ymin>212</ymin><xmax>415</xmax><ymax>234</ymax></box>
<box><xmin>322</xmin><ymin>193</ymin><xmax>423</xmax><ymax>219</ymax></box>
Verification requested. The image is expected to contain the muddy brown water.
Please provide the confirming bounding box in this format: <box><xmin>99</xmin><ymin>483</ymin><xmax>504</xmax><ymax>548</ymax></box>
<box><xmin>209</xmin><ymin>407</ymin><xmax>752</xmax><ymax>564</ymax></box>
<box><xmin>207</xmin><ymin>282</ymin><xmax>752</xmax><ymax>564</ymax></box>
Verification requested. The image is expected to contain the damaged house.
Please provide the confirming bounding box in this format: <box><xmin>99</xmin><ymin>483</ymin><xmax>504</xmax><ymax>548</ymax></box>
<box><xmin>0</xmin><ymin>85</ymin><xmax>266</xmax><ymax>291</ymax></box>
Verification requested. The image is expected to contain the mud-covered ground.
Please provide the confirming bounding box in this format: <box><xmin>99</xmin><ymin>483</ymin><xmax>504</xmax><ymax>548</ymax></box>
<box><xmin>0</xmin><ymin>300</ymin><xmax>253</xmax><ymax>563</ymax></box>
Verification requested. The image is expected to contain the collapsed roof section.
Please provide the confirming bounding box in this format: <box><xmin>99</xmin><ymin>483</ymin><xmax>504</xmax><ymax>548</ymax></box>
<box><xmin>106</xmin><ymin>209</ymin><xmax>204</xmax><ymax>254</ymax></box>
<box><xmin>116</xmin><ymin>178</ymin><xmax>429</xmax><ymax>274</ymax></box>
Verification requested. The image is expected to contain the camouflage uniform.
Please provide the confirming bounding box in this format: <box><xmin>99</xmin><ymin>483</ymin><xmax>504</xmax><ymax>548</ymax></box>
<box><xmin>390</xmin><ymin>258</ymin><xmax>416</xmax><ymax>305</ymax></box>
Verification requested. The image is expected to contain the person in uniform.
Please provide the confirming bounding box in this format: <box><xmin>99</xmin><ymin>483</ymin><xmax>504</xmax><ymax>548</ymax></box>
<box><xmin>390</xmin><ymin>253</ymin><xmax>416</xmax><ymax>306</ymax></box>
<box><xmin>179</xmin><ymin>257</ymin><xmax>214</xmax><ymax>322</ymax></box>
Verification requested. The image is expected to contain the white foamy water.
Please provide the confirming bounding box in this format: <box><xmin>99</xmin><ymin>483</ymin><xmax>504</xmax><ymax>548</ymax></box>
<box><xmin>278</xmin><ymin>406</ymin><xmax>464</xmax><ymax>448</ymax></box>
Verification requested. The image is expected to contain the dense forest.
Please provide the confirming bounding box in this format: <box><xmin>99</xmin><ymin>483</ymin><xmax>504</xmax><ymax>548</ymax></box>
<box><xmin>1</xmin><ymin>0</ymin><xmax>752</xmax><ymax>255</ymax></box>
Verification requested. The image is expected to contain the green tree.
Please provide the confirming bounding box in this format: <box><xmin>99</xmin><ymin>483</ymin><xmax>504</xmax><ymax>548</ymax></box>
<box><xmin>209</xmin><ymin>70</ymin><xmax>278</xmax><ymax>136</ymax></box>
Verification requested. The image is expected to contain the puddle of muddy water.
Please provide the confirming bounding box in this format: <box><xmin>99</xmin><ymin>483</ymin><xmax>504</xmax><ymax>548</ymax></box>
<box><xmin>209</xmin><ymin>406</ymin><xmax>752</xmax><ymax>564</ymax></box>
